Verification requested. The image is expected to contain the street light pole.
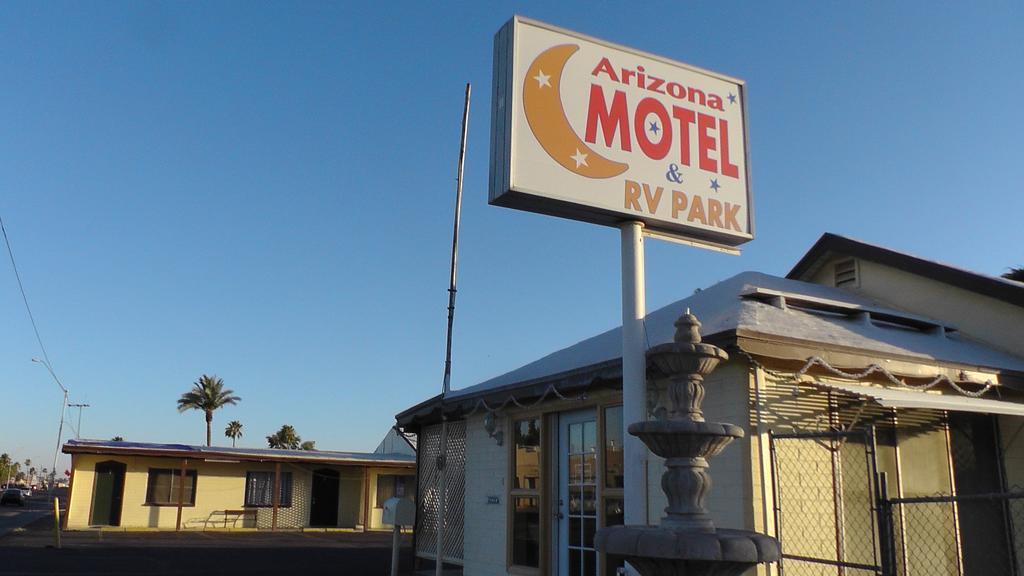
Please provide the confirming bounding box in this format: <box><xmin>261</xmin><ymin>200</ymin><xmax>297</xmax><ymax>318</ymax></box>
<box><xmin>32</xmin><ymin>358</ymin><xmax>68</xmax><ymax>494</ymax></box>
<box><xmin>68</xmin><ymin>403</ymin><xmax>90</xmax><ymax>440</ymax></box>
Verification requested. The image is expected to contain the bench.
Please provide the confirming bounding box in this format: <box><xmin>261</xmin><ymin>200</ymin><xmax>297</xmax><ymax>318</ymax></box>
<box><xmin>213</xmin><ymin>508</ymin><xmax>257</xmax><ymax>529</ymax></box>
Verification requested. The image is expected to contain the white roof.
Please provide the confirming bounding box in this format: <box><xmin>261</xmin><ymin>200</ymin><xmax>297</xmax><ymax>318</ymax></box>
<box><xmin>447</xmin><ymin>272</ymin><xmax>1024</xmax><ymax>400</ymax></box>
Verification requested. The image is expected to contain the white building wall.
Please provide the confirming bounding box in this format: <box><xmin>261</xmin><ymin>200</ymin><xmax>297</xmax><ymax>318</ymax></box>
<box><xmin>456</xmin><ymin>361</ymin><xmax>755</xmax><ymax>574</ymax></box>
<box><xmin>462</xmin><ymin>413</ymin><xmax>508</xmax><ymax>576</ymax></box>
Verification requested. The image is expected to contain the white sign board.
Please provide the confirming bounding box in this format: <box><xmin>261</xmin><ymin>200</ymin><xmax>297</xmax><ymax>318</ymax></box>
<box><xmin>490</xmin><ymin>17</ymin><xmax>753</xmax><ymax>249</ymax></box>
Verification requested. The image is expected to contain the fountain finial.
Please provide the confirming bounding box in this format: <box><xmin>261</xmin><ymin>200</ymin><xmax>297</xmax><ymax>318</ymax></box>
<box><xmin>675</xmin><ymin>310</ymin><xmax>702</xmax><ymax>344</ymax></box>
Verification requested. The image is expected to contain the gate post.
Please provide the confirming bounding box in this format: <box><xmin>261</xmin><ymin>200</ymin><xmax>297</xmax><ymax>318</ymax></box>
<box><xmin>877</xmin><ymin>472</ymin><xmax>896</xmax><ymax>576</ymax></box>
<box><xmin>768</xmin><ymin>430</ymin><xmax>784</xmax><ymax>576</ymax></box>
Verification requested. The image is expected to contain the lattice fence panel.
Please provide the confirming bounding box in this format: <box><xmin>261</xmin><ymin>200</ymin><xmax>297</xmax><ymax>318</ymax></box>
<box><xmin>416</xmin><ymin>421</ymin><xmax>466</xmax><ymax>563</ymax></box>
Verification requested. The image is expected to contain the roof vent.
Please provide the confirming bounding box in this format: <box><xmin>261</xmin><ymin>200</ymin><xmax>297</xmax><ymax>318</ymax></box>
<box><xmin>740</xmin><ymin>287</ymin><xmax>958</xmax><ymax>337</ymax></box>
<box><xmin>834</xmin><ymin>258</ymin><xmax>858</xmax><ymax>288</ymax></box>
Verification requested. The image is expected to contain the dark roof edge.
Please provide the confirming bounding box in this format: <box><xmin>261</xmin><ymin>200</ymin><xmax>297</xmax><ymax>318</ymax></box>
<box><xmin>63</xmin><ymin>442</ymin><xmax>414</xmax><ymax>467</ymax></box>
<box><xmin>787</xmin><ymin>233</ymin><xmax>1024</xmax><ymax>308</ymax></box>
<box><xmin>395</xmin><ymin>331</ymin><xmax>738</xmax><ymax>429</ymax></box>
<box><xmin>396</xmin><ymin>359</ymin><xmax>623</xmax><ymax>429</ymax></box>
<box><xmin>397</xmin><ymin>324</ymin><xmax>1024</xmax><ymax>429</ymax></box>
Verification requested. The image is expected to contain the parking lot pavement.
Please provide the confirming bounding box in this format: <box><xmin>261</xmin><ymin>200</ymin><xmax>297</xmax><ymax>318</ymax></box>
<box><xmin>0</xmin><ymin>495</ymin><xmax>56</xmax><ymax>537</ymax></box>
<box><xmin>0</xmin><ymin>516</ymin><xmax>415</xmax><ymax>575</ymax></box>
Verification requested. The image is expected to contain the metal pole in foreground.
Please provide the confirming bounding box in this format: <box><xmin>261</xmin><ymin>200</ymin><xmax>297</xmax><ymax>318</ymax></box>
<box><xmin>51</xmin><ymin>389</ymin><xmax>67</xmax><ymax>493</ymax></box>
<box><xmin>435</xmin><ymin>418</ymin><xmax>448</xmax><ymax>576</ymax></box>
<box><xmin>621</xmin><ymin>221</ymin><xmax>648</xmax><ymax>530</ymax></box>
<box><xmin>391</xmin><ymin>521</ymin><xmax>403</xmax><ymax>576</ymax></box>
<box><xmin>437</xmin><ymin>82</ymin><xmax>471</xmax><ymax>576</ymax></box>
<box><xmin>53</xmin><ymin>496</ymin><xmax>61</xmax><ymax>548</ymax></box>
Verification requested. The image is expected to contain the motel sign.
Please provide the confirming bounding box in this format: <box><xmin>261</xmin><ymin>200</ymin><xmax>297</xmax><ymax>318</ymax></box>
<box><xmin>490</xmin><ymin>17</ymin><xmax>752</xmax><ymax>250</ymax></box>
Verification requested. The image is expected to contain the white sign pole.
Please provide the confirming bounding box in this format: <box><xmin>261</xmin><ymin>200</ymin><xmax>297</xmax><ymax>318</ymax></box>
<box><xmin>620</xmin><ymin>221</ymin><xmax>648</xmax><ymax>529</ymax></box>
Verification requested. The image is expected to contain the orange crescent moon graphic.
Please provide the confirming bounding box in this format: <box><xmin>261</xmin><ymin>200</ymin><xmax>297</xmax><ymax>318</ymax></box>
<box><xmin>523</xmin><ymin>45</ymin><xmax>629</xmax><ymax>179</ymax></box>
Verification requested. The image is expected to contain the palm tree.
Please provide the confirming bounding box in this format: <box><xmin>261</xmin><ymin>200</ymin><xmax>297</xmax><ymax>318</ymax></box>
<box><xmin>300</xmin><ymin>440</ymin><xmax>316</xmax><ymax>451</ymax></box>
<box><xmin>225</xmin><ymin>420</ymin><xmax>243</xmax><ymax>447</ymax></box>
<box><xmin>177</xmin><ymin>374</ymin><xmax>241</xmax><ymax>446</ymax></box>
<box><xmin>266</xmin><ymin>425</ymin><xmax>301</xmax><ymax>450</ymax></box>
<box><xmin>1</xmin><ymin>454</ymin><xmax>11</xmax><ymax>486</ymax></box>
<box><xmin>1003</xmin><ymin>267</ymin><xmax>1024</xmax><ymax>281</ymax></box>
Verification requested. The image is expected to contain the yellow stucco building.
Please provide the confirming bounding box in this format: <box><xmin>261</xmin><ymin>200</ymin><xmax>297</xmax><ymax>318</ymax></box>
<box><xmin>62</xmin><ymin>439</ymin><xmax>415</xmax><ymax>531</ymax></box>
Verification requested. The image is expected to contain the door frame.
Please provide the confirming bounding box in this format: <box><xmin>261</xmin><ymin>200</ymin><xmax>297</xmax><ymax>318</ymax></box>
<box><xmin>89</xmin><ymin>460</ymin><xmax>126</xmax><ymax>527</ymax></box>
<box><xmin>554</xmin><ymin>408</ymin><xmax>599</xmax><ymax>576</ymax></box>
<box><xmin>503</xmin><ymin>392</ymin><xmax>623</xmax><ymax>575</ymax></box>
<box><xmin>309</xmin><ymin>468</ymin><xmax>341</xmax><ymax>527</ymax></box>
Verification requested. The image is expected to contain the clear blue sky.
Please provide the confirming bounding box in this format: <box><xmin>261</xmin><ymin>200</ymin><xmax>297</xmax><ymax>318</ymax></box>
<box><xmin>2</xmin><ymin>1</ymin><xmax>1021</xmax><ymax>473</ymax></box>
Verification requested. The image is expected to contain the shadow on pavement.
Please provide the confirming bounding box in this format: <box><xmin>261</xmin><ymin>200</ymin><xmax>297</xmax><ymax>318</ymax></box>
<box><xmin>0</xmin><ymin>516</ymin><xmax>415</xmax><ymax>575</ymax></box>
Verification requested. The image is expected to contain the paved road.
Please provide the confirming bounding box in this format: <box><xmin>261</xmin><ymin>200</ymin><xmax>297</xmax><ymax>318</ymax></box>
<box><xmin>0</xmin><ymin>495</ymin><xmax>55</xmax><ymax>537</ymax></box>
<box><xmin>0</xmin><ymin>516</ymin><xmax>417</xmax><ymax>575</ymax></box>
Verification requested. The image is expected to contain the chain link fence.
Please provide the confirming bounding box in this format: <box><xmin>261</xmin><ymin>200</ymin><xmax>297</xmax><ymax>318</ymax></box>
<box><xmin>879</xmin><ymin>489</ymin><xmax>1024</xmax><ymax>576</ymax></box>
<box><xmin>770</xmin><ymin>429</ymin><xmax>881</xmax><ymax>576</ymax></box>
<box><xmin>772</xmin><ymin>427</ymin><xmax>1024</xmax><ymax>576</ymax></box>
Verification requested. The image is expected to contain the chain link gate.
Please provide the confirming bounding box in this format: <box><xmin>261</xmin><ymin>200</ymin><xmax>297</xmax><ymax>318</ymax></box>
<box><xmin>877</xmin><ymin>483</ymin><xmax>1024</xmax><ymax>576</ymax></box>
<box><xmin>770</xmin><ymin>429</ymin><xmax>882</xmax><ymax>576</ymax></box>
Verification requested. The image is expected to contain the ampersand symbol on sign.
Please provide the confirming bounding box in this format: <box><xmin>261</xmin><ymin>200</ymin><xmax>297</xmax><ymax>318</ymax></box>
<box><xmin>665</xmin><ymin>163</ymin><xmax>684</xmax><ymax>184</ymax></box>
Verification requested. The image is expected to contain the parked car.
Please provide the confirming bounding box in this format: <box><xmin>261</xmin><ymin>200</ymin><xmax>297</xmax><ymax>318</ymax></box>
<box><xmin>1</xmin><ymin>488</ymin><xmax>25</xmax><ymax>506</ymax></box>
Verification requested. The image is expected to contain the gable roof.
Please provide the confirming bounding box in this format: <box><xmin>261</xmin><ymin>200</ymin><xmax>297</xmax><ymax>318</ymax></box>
<box><xmin>787</xmin><ymin>233</ymin><xmax>1024</xmax><ymax>308</ymax></box>
<box><xmin>398</xmin><ymin>271</ymin><xmax>1024</xmax><ymax>426</ymax></box>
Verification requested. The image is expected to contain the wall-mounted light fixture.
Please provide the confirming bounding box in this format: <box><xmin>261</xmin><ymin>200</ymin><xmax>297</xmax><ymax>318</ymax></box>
<box><xmin>483</xmin><ymin>412</ymin><xmax>503</xmax><ymax>446</ymax></box>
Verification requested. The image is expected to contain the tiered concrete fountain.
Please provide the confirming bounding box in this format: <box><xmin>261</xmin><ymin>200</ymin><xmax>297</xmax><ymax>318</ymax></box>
<box><xmin>595</xmin><ymin>312</ymin><xmax>779</xmax><ymax>576</ymax></box>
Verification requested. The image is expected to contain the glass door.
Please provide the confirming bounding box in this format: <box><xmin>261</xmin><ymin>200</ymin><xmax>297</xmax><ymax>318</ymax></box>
<box><xmin>558</xmin><ymin>409</ymin><xmax>598</xmax><ymax>576</ymax></box>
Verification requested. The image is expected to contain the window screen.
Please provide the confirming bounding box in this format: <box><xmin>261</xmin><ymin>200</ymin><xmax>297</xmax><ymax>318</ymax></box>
<box><xmin>244</xmin><ymin>471</ymin><xmax>293</xmax><ymax>507</ymax></box>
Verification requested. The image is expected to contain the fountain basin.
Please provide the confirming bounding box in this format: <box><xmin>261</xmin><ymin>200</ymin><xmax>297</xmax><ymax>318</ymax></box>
<box><xmin>647</xmin><ymin>340</ymin><xmax>729</xmax><ymax>380</ymax></box>
<box><xmin>596</xmin><ymin>526</ymin><xmax>780</xmax><ymax>576</ymax></box>
<box><xmin>629</xmin><ymin>420</ymin><xmax>743</xmax><ymax>459</ymax></box>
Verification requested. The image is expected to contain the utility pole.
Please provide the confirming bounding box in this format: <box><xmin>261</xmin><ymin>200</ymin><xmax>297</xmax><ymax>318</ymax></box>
<box><xmin>69</xmin><ymin>403</ymin><xmax>90</xmax><ymax>439</ymax></box>
<box><xmin>33</xmin><ymin>358</ymin><xmax>68</xmax><ymax>495</ymax></box>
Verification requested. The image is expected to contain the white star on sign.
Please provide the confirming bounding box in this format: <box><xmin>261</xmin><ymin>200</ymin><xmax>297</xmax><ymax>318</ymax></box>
<box><xmin>571</xmin><ymin>149</ymin><xmax>588</xmax><ymax>168</ymax></box>
<box><xmin>533</xmin><ymin>70</ymin><xmax>551</xmax><ymax>88</ymax></box>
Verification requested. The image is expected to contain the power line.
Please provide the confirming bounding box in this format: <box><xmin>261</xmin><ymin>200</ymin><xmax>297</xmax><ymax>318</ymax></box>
<box><xmin>1</xmin><ymin>214</ymin><xmax>72</xmax><ymax>494</ymax></box>
<box><xmin>0</xmin><ymin>215</ymin><xmax>55</xmax><ymax>370</ymax></box>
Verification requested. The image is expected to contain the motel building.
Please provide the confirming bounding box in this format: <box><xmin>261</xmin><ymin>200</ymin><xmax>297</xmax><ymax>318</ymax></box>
<box><xmin>397</xmin><ymin>233</ymin><xmax>1024</xmax><ymax>576</ymax></box>
<box><xmin>61</xmin><ymin>430</ymin><xmax>415</xmax><ymax>531</ymax></box>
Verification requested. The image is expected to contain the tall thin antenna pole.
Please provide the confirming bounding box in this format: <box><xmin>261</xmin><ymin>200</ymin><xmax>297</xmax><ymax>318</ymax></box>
<box><xmin>437</xmin><ymin>83</ymin><xmax>471</xmax><ymax>576</ymax></box>
<box><xmin>442</xmin><ymin>83</ymin><xmax>471</xmax><ymax>396</ymax></box>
